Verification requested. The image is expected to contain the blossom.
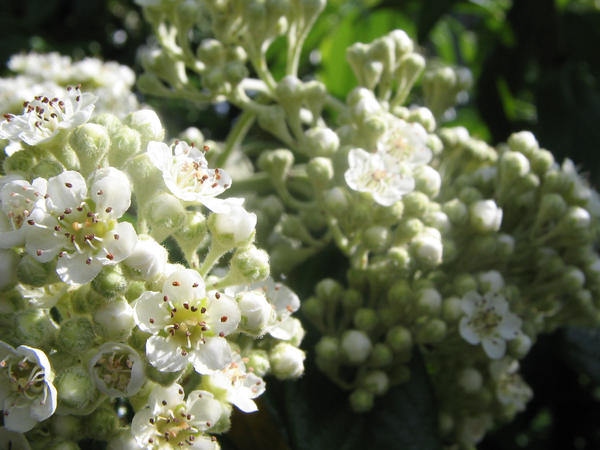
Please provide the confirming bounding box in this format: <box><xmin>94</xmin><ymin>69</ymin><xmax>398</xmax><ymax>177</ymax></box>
<box><xmin>459</xmin><ymin>291</ymin><xmax>522</xmax><ymax>359</ymax></box>
<box><xmin>377</xmin><ymin>117</ymin><xmax>432</xmax><ymax>169</ymax></box>
<box><xmin>88</xmin><ymin>343</ymin><xmax>145</xmax><ymax>397</ymax></box>
<box><xmin>0</xmin><ymin>342</ymin><xmax>57</xmax><ymax>432</ymax></box>
<box><xmin>25</xmin><ymin>168</ymin><xmax>137</xmax><ymax>284</ymax></box>
<box><xmin>0</xmin><ymin>176</ymin><xmax>47</xmax><ymax>249</ymax></box>
<box><xmin>344</xmin><ymin>148</ymin><xmax>415</xmax><ymax>206</ymax></box>
<box><xmin>147</xmin><ymin>140</ymin><xmax>232</xmax><ymax>212</ymax></box>
<box><xmin>489</xmin><ymin>358</ymin><xmax>533</xmax><ymax>414</ymax></box>
<box><xmin>133</xmin><ymin>268</ymin><xmax>241</xmax><ymax>374</ymax></box>
<box><xmin>0</xmin><ymin>86</ymin><xmax>96</xmax><ymax>146</ymax></box>
<box><xmin>131</xmin><ymin>383</ymin><xmax>221</xmax><ymax>449</ymax></box>
<box><xmin>210</xmin><ymin>198</ymin><xmax>257</xmax><ymax>244</ymax></box>
<box><xmin>470</xmin><ymin>199</ymin><xmax>503</xmax><ymax>232</ymax></box>
<box><xmin>205</xmin><ymin>352</ymin><xmax>266</xmax><ymax>413</ymax></box>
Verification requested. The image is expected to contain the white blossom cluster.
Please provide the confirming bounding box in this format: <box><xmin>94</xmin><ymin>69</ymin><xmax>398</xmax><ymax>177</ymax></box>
<box><xmin>133</xmin><ymin>2</ymin><xmax>600</xmax><ymax>445</ymax></box>
<box><xmin>0</xmin><ymin>81</ymin><xmax>305</xmax><ymax>449</ymax></box>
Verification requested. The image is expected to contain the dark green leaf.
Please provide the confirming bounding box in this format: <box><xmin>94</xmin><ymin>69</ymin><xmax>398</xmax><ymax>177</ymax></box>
<box><xmin>560</xmin><ymin>326</ymin><xmax>600</xmax><ymax>383</ymax></box>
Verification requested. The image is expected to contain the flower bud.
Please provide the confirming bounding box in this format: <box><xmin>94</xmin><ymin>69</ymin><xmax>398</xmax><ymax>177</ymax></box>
<box><xmin>145</xmin><ymin>193</ymin><xmax>186</xmax><ymax>239</ymax></box>
<box><xmin>55</xmin><ymin>365</ymin><xmax>97</xmax><ymax>409</ymax></box>
<box><xmin>56</xmin><ymin>317</ymin><xmax>96</xmax><ymax>354</ymax></box>
<box><xmin>340</xmin><ymin>330</ymin><xmax>372</xmax><ymax>365</ymax></box>
<box><xmin>51</xmin><ymin>415</ymin><xmax>82</xmax><ymax>439</ymax></box>
<box><xmin>507</xmin><ymin>131</ymin><xmax>538</xmax><ymax>156</ymax></box>
<box><xmin>15</xmin><ymin>308</ymin><xmax>57</xmax><ymax>348</ymax></box>
<box><xmin>306</xmin><ymin>157</ymin><xmax>334</xmax><ymax>190</ymax></box>
<box><xmin>353</xmin><ymin>308</ymin><xmax>378</xmax><ymax>332</ymax></box>
<box><xmin>16</xmin><ymin>253</ymin><xmax>55</xmax><ymax>287</ymax></box>
<box><xmin>94</xmin><ymin>298</ymin><xmax>135</xmax><ymax>341</ymax></box>
<box><xmin>478</xmin><ymin>270</ymin><xmax>504</xmax><ymax>293</ymax></box>
<box><xmin>388</xmin><ymin>246</ymin><xmax>411</xmax><ymax>271</ymax></box>
<box><xmin>323</xmin><ymin>187</ymin><xmax>349</xmax><ymax>216</ymax></box>
<box><xmin>563</xmin><ymin>206</ymin><xmax>591</xmax><ymax>231</ymax></box>
<box><xmin>416</xmin><ymin>318</ymin><xmax>447</xmax><ymax>343</ymax></box>
<box><xmin>91</xmin><ymin>264</ymin><xmax>127</xmax><ymax>298</ymax></box>
<box><xmin>341</xmin><ymin>288</ymin><xmax>363</xmax><ymax>311</ymax></box>
<box><xmin>370</xmin><ymin>343</ymin><xmax>393</xmax><ymax>367</ymax></box>
<box><xmin>455</xmin><ymin>273</ymin><xmax>477</xmax><ymax>295</ymax></box>
<box><xmin>412</xmin><ymin>227</ymin><xmax>443</xmax><ymax>266</ymax></box>
<box><xmin>349</xmin><ymin>389</ymin><xmax>374</xmax><ymax>413</ymax></box>
<box><xmin>237</xmin><ymin>290</ymin><xmax>273</xmax><ymax>335</ymax></box>
<box><xmin>230</xmin><ymin>246</ymin><xmax>270</xmax><ymax>284</ymax></box>
<box><xmin>3</xmin><ymin>148</ymin><xmax>38</xmax><ymax>175</ymax></box>
<box><xmin>209</xmin><ymin>203</ymin><xmax>257</xmax><ymax>247</ymax></box>
<box><xmin>270</xmin><ymin>342</ymin><xmax>305</xmax><ymax>379</ymax></box>
<box><xmin>362</xmin><ymin>370</ymin><xmax>390</xmax><ymax>396</ymax></box>
<box><xmin>302</xmin><ymin>296</ymin><xmax>325</xmax><ymax>321</ymax></box>
<box><xmin>276</xmin><ymin>75</ymin><xmax>303</xmax><ymax>104</ymax></box>
<box><xmin>124</xmin><ymin>234</ymin><xmax>168</xmax><ymax>280</ymax></box>
<box><xmin>415</xmin><ymin>288</ymin><xmax>442</xmax><ymax>316</ymax></box>
<box><xmin>458</xmin><ymin>368</ymin><xmax>483</xmax><ymax>393</ymax></box>
<box><xmin>31</xmin><ymin>158</ymin><xmax>63</xmax><ymax>179</ymax></box>
<box><xmin>386</xmin><ymin>325</ymin><xmax>412</xmax><ymax>353</ymax></box>
<box><xmin>530</xmin><ymin>148</ymin><xmax>554</xmax><ymax>175</ymax></box>
<box><xmin>442</xmin><ymin>296</ymin><xmax>462</xmax><ymax>322</ymax></box>
<box><xmin>414</xmin><ymin>165</ymin><xmax>441</xmax><ymax>198</ymax></box>
<box><xmin>387</xmin><ymin>280</ymin><xmax>412</xmax><ymax>307</ymax></box>
<box><xmin>562</xmin><ymin>266</ymin><xmax>585</xmax><ymax>291</ymax></box>
<box><xmin>86</xmin><ymin>404</ymin><xmax>119</xmax><ymax>440</ymax></box>
<box><xmin>315</xmin><ymin>336</ymin><xmax>339</xmax><ymax>364</ymax></box>
<box><xmin>257</xmin><ymin>148</ymin><xmax>294</xmax><ymax>181</ymax></box>
<box><xmin>500</xmin><ymin>151</ymin><xmax>530</xmax><ymax>180</ymax></box>
<box><xmin>316</xmin><ymin>278</ymin><xmax>343</xmax><ymax>303</ymax></box>
<box><xmin>48</xmin><ymin>441</ymin><xmax>80</xmax><ymax>450</ymax></box>
<box><xmin>91</xmin><ymin>113</ymin><xmax>122</xmax><ymax>135</ymax></box>
<box><xmin>443</xmin><ymin>199</ymin><xmax>467</xmax><ymax>225</ymax></box>
<box><xmin>470</xmin><ymin>199</ymin><xmax>502</xmax><ymax>232</ymax></box>
<box><xmin>508</xmin><ymin>333</ymin><xmax>533</xmax><ymax>358</ymax></box>
<box><xmin>108</xmin><ymin>125</ymin><xmax>142</xmax><ymax>167</ymax></box>
<box><xmin>69</xmin><ymin>123</ymin><xmax>110</xmax><ymax>177</ymax></box>
<box><xmin>124</xmin><ymin>109</ymin><xmax>164</xmax><ymax>143</ymax></box>
<box><xmin>246</xmin><ymin>350</ymin><xmax>271</xmax><ymax>377</ymax></box>
<box><xmin>303</xmin><ymin>127</ymin><xmax>339</xmax><ymax>157</ymax></box>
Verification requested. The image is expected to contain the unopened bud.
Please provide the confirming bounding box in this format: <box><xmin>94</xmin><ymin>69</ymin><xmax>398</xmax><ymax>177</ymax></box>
<box><xmin>341</xmin><ymin>330</ymin><xmax>372</xmax><ymax>364</ymax></box>
<box><xmin>230</xmin><ymin>246</ymin><xmax>270</xmax><ymax>284</ymax></box>
<box><xmin>270</xmin><ymin>343</ymin><xmax>305</xmax><ymax>379</ymax></box>
<box><xmin>55</xmin><ymin>365</ymin><xmax>96</xmax><ymax>409</ymax></box>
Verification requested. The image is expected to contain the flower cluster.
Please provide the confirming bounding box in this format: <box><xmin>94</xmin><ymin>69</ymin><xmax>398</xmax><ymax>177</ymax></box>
<box><xmin>0</xmin><ymin>79</ymin><xmax>304</xmax><ymax>449</ymax></box>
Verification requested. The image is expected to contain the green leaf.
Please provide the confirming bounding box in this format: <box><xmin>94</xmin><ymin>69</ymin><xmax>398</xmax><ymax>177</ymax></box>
<box><xmin>276</xmin><ymin>350</ymin><xmax>442</xmax><ymax>450</ymax></box>
<box><xmin>416</xmin><ymin>0</ymin><xmax>461</xmax><ymax>42</ymax></box>
<box><xmin>561</xmin><ymin>326</ymin><xmax>600</xmax><ymax>383</ymax></box>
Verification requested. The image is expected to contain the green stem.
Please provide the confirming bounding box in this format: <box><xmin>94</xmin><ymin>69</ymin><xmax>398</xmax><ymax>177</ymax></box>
<box><xmin>216</xmin><ymin>110</ymin><xmax>256</xmax><ymax>168</ymax></box>
<box><xmin>198</xmin><ymin>242</ymin><xmax>231</xmax><ymax>278</ymax></box>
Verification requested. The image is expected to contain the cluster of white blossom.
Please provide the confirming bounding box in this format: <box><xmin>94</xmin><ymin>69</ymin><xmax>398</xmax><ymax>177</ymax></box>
<box><xmin>132</xmin><ymin>1</ymin><xmax>600</xmax><ymax>446</ymax></box>
<box><xmin>0</xmin><ymin>78</ymin><xmax>305</xmax><ymax>449</ymax></box>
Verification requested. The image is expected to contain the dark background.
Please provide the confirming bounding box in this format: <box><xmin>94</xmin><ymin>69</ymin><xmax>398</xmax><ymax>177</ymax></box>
<box><xmin>2</xmin><ymin>0</ymin><xmax>600</xmax><ymax>449</ymax></box>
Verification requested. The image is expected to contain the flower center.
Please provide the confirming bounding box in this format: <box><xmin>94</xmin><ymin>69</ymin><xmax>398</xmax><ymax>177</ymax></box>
<box><xmin>93</xmin><ymin>351</ymin><xmax>134</xmax><ymax>393</ymax></box>
<box><xmin>469</xmin><ymin>305</ymin><xmax>502</xmax><ymax>337</ymax></box>
<box><xmin>2</xmin><ymin>357</ymin><xmax>45</xmax><ymax>400</ymax></box>
<box><xmin>146</xmin><ymin>404</ymin><xmax>210</xmax><ymax>447</ymax></box>
<box><xmin>4</xmin><ymin>185</ymin><xmax>42</xmax><ymax>230</ymax></box>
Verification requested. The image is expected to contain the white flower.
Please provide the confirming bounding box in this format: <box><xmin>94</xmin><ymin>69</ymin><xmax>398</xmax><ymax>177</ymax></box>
<box><xmin>236</xmin><ymin>290</ymin><xmax>274</xmax><ymax>336</ymax></box>
<box><xmin>470</xmin><ymin>199</ymin><xmax>503</xmax><ymax>232</ymax></box>
<box><xmin>206</xmin><ymin>352</ymin><xmax>266</xmax><ymax>413</ymax></box>
<box><xmin>133</xmin><ymin>268</ymin><xmax>241</xmax><ymax>374</ymax></box>
<box><xmin>344</xmin><ymin>148</ymin><xmax>415</xmax><ymax>206</ymax></box>
<box><xmin>377</xmin><ymin>117</ymin><xmax>432</xmax><ymax>169</ymax></box>
<box><xmin>0</xmin><ymin>86</ymin><xmax>96</xmax><ymax>146</ymax></box>
<box><xmin>131</xmin><ymin>383</ymin><xmax>222</xmax><ymax>449</ymax></box>
<box><xmin>147</xmin><ymin>140</ymin><xmax>232</xmax><ymax>212</ymax></box>
<box><xmin>269</xmin><ymin>343</ymin><xmax>305</xmax><ymax>380</ymax></box>
<box><xmin>459</xmin><ymin>291</ymin><xmax>522</xmax><ymax>359</ymax></box>
<box><xmin>8</xmin><ymin>52</ymin><xmax>72</xmax><ymax>83</ymax></box>
<box><xmin>0</xmin><ymin>342</ymin><xmax>57</xmax><ymax>432</ymax></box>
<box><xmin>211</xmin><ymin>199</ymin><xmax>257</xmax><ymax>244</ymax></box>
<box><xmin>88</xmin><ymin>343</ymin><xmax>145</xmax><ymax>397</ymax></box>
<box><xmin>25</xmin><ymin>168</ymin><xmax>137</xmax><ymax>285</ymax></box>
<box><xmin>489</xmin><ymin>358</ymin><xmax>533</xmax><ymax>414</ymax></box>
<box><xmin>0</xmin><ymin>176</ymin><xmax>47</xmax><ymax>249</ymax></box>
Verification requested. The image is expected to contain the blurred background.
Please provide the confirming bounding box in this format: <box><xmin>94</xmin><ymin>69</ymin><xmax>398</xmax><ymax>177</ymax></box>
<box><xmin>2</xmin><ymin>1</ymin><xmax>600</xmax><ymax>449</ymax></box>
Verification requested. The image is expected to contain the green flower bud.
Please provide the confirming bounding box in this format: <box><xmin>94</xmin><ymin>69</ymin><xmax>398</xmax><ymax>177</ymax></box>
<box><xmin>145</xmin><ymin>193</ymin><xmax>187</xmax><ymax>239</ymax></box>
<box><xmin>303</xmin><ymin>127</ymin><xmax>339</xmax><ymax>157</ymax></box>
<box><xmin>411</xmin><ymin>228</ymin><xmax>443</xmax><ymax>267</ymax></box>
<box><xmin>91</xmin><ymin>264</ymin><xmax>127</xmax><ymax>298</ymax></box>
<box><xmin>454</xmin><ymin>273</ymin><xmax>477</xmax><ymax>295</ymax></box>
<box><xmin>108</xmin><ymin>125</ymin><xmax>142</xmax><ymax>167</ymax></box>
<box><xmin>126</xmin><ymin>280</ymin><xmax>146</xmax><ymax>302</ymax></box>
<box><xmin>415</xmin><ymin>288</ymin><xmax>442</xmax><ymax>317</ymax></box>
<box><xmin>507</xmin><ymin>131</ymin><xmax>538</xmax><ymax>156</ymax></box>
<box><xmin>341</xmin><ymin>288</ymin><xmax>363</xmax><ymax>311</ymax></box>
<box><xmin>407</xmin><ymin>106</ymin><xmax>436</xmax><ymax>132</ymax></box>
<box><xmin>56</xmin><ymin>317</ymin><xmax>96</xmax><ymax>354</ymax></box>
<box><xmin>562</xmin><ymin>266</ymin><xmax>585</xmax><ymax>291</ymax></box>
<box><xmin>387</xmin><ymin>280</ymin><xmax>412</xmax><ymax>307</ymax></box>
<box><xmin>51</xmin><ymin>415</ymin><xmax>82</xmax><ymax>439</ymax></box>
<box><xmin>315</xmin><ymin>278</ymin><xmax>343</xmax><ymax>303</ymax></box>
<box><xmin>442</xmin><ymin>296</ymin><xmax>463</xmax><ymax>322</ymax></box>
<box><xmin>347</xmin><ymin>267</ymin><xmax>369</xmax><ymax>291</ymax></box>
<box><xmin>363</xmin><ymin>226</ymin><xmax>391</xmax><ymax>252</ymax></box>
<box><xmin>396</xmin><ymin>218</ymin><xmax>424</xmax><ymax>242</ymax></box>
<box><xmin>124</xmin><ymin>109</ymin><xmax>164</xmax><ymax>143</ymax></box>
<box><xmin>394</xmin><ymin>53</ymin><xmax>426</xmax><ymax>106</ymax></box>
<box><xmin>349</xmin><ymin>388</ymin><xmax>374</xmax><ymax>413</ymax></box>
<box><xmin>370</xmin><ymin>343</ymin><xmax>393</xmax><ymax>367</ymax></box>
<box><xmin>388</xmin><ymin>246</ymin><xmax>411</xmax><ymax>271</ymax></box>
<box><xmin>341</xmin><ymin>330</ymin><xmax>372</xmax><ymax>364</ymax></box>
<box><xmin>530</xmin><ymin>148</ymin><xmax>554</xmax><ymax>175</ymax></box>
<box><xmin>48</xmin><ymin>441</ymin><xmax>80</xmax><ymax>450</ymax></box>
<box><xmin>458</xmin><ymin>368</ymin><xmax>483</xmax><ymax>393</ymax></box>
<box><xmin>354</xmin><ymin>308</ymin><xmax>378</xmax><ymax>332</ymax></box>
<box><xmin>69</xmin><ymin>123</ymin><xmax>110</xmax><ymax>177</ymax></box>
<box><xmin>16</xmin><ymin>254</ymin><xmax>56</xmax><ymax>286</ymax></box>
<box><xmin>276</xmin><ymin>75</ymin><xmax>303</xmax><ymax>105</ymax></box>
<box><xmin>86</xmin><ymin>405</ymin><xmax>119</xmax><ymax>440</ymax></box>
<box><xmin>386</xmin><ymin>326</ymin><xmax>412</xmax><ymax>353</ymax></box>
<box><xmin>306</xmin><ymin>157</ymin><xmax>334</xmax><ymax>190</ymax></box>
<box><xmin>91</xmin><ymin>113</ymin><xmax>122</xmax><ymax>135</ymax></box>
<box><xmin>537</xmin><ymin>193</ymin><xmax>567</xmax><ymax>223</ymax></box>
<box><xmin>470</xmin><ymin>199</ymin><xmax>502</xmax><ymax>233</ymax></box>
<box><xmin>459</xmin><ymin>187</ymin><xmax>483</xmax><ymax>204</ymax></box>
<box><xmin>3</xmin><ymin>147</ymin><xmax>38</xmax><ymax>175</ymax></box>
<box><xmin>303</xmin><ymin>80</ymin><xmax>327</xmax><ymax>118</ymax></box>
<box><xmin>70</xmin><ymin>284</ymin><xmax>105</xmax><ymax>314</ymax></box>
<box><xmin>315</xmin><ymin>336</ymin><xmax>339</xmax><ymax>363</ymax></box>
<box><xmin>270</xmin><ymin>342</ymin><xmax>305</xmax><ymax>379</ymax></box>
<box><xmin>323</xmin><ymin>187</ymin><xmax>349</xmax><ymax>216</ymax></box>
<box><xmin>246</xmin><ymin>350</ymin><xmax>271</xmax><ymax>378</ymax></box>
<box><xmin>31</xmin><ymin>158</ymin><xmax>63</xmax><ymax>178</ymax></box>
<box><xmin>15</xmin><ymin>308</ymin><xmax>57</xmax><ymax>348</ymax></box>
<box><xmin>499</xmin><ymin>151</ymin><xmax>530</xmax><ymax>181</ymax></box>
<box><xmin>416</xmin><ymin>318</ymin><xmax>447</xmax><ymax>344</ymax></box>
<box><xmin>230</xmin><ymin>246</ymin><xmax>270</xmax><ymax>284</ymax></box>
<box><xmin>302</xmin><ymin>295</ymin><xmax>325</xmax><ymax>321</ymax></box>
<box><xmin>362</xmin><ymin>370</ymin><xmax>390</xmax><ymax>396</ymax></box>
<box><xmin>93</xmin><ymin>297</ymin><xmax>135</xmax><ymax>341</ymax></box>
<box><xmin>443</xmin><ymin>199</ymin><xmax>468</xmax><ymax>225</ymax></box>
<box><xmin>508</xmin><ymin>333</ymin><xmax>533</xmax><ymax>359</ymax></box>
<box><xmin>55</xmin><ymin>365</ymin><xmax>96</xmax><ymax>409</ymax></box>
<box><xmin>257</xmin><ymin>148</ymin><xmax>294</xmax><ymax>181</ymax></box>
<box><xmin>257</xmin><ymin>106</ymin><xmax>294</xmax><ymax>145</ymax></box>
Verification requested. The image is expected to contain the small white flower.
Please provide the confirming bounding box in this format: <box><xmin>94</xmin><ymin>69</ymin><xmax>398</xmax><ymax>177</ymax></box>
<box><xmin>489</xmin><ymin>358</ymin><xmax>533</xmax><ymax>414</ymax></box>
<box><xmin>0</xmin><ymin>176</ymin><xmax>47</xmax><ymax>249</ymax></box>
<box><xmin>88</xmin><ymin>343</ymin><xmax>145</xmax><ymax>397</ymax></box>
<box><xmin>8</xmin><ymin>52</ymin><xmax>72</xmax><ymax>83</ymax></box>
<box><xmin>345</xmin><ymin>148</ymin><xmax>415</xmax><ymax>206</ymax></box>
<box><xmin>134</xmin><ymin>268</ymin><xmax>241</xmax><ymax>374</ymax></box>
<box><xmin>131</xmin><ymin>383</ymin><xmax>221</xmax><ymax>449</ymax></box>
<box><xmin>147</xmin><ymin>140</ymin><xmax>232</xmax><ymax>212</ymax></box>
<box><xmin>206</xmin><ymin>352</ymin><xmax>266</xmax><ymax>413</ymax></box>
<box><xmin>377</xmin><ymin>117</ymin><xmax>432</xmax><ymax>169</ymax></box>
<box><xmin>25</xmin><ymin>168</ymin><xmax>137</xmax><ymax>285</ymax></box>
<box><xmin>0</xmin><ymin>86</ymin><xmax>96</xmax><ymax>146</ymax></box>
<box><xmin>459</xmin><ymin>291</ymin><xmax>522</xmax><ymax>359</ymax></box>
<box><xmin>0</xmin><ymin>342</ymin><xmax>57</xmax><ymax>432</ymax></box>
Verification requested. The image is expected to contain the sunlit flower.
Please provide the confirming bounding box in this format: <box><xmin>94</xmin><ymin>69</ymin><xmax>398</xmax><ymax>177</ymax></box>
<box><xmin>377</xmin><ymin>117</ymin><xmax>432</xmax><ymax>169</ymax></box>
<box><xmin>88</xmin><ymin>343</ymin><xmax>145</xmax><ymax>397</ymax></box>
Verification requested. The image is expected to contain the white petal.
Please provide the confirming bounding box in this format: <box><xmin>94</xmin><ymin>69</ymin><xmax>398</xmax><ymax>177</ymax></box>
<box><xmin>29</xmin><ymin>383</ymin><xmax>57</xmax><ymax>421</ymax></box>
<box><xmin>2</xmin><ymin>405</ymin><xmax>38</xmax><ymax>433</ymax></box>
<box><xmin>0</xmin><ymin>427</ymin><xmax>32</xmax><ymax>450</ymax></box>
<box><xmin>146</xmin><ymin>335</ymin><xmax>189</xmax><ymax>372</ymax></box>
<box><xmin>147</xmin><ymin>141</ymin><xmax>171</xmax><ymax>172</ymax></box>
<box><xmin>459</xmin><ymin>318</ymin><xmax>480</xmax><ymax>345</ymax></box>
<box><xmin>148</xmin><ymin>383</ymin><xmax>185</xmax><ymax>410</ymax></box>
<box><xmin>46</xmin><ymin>171</ymin><xmax>87</xmax><ymax>213</ymax></box>
<box><xmin>186</xmin><ymin>390</ymin><xmax>222</xmax><ymax>430</ymax></box>
<box><xmin>269</xmin><ymin>316</ymin><xmax>299</xmax><ymax>341</ymax></box>
<box><xmin>56</xmin><ymin>252</ymin><xmax>103</xmax><ymax>285</ymax></box>
<box><xmin>206</xmin><ymin>291</ymin><xmax>241</xmax><ymax>336</ymax></box>
<box><xmin>482</xmin><ymin>336</ymin><xmax>506</xmax><ymax>359</ymax></box>
<box><xmin>102</xmin><ymin>222</ymin><xmax>137</xmax><ymax>263</ymax></box>
<box><xmin>133</xmin><ymin>291</ymin><xmax>170</xmax><ymax>333</ymax></box>
<box><xmin>89</xmin><ymin>168</ymin><xmax>132</xmax><ymax>219</ymax></box>
<box><xmin>163</xmin><ymin>269</ymin><xmax>206</xmax><ymax>304</ymax></box>
<box><xmin>191</xmin><ymin>337</ymin><xmax>232</xmax><ymax>373</ymax></box>
<box><xmin>25</xmin><ymin>229</ymin><xmax>62</xmax><ymax>263</ymax></box>
<box><xmin>499</xmin><ymin>313</ymin><xmax>522</xmax><ymax>340</ymax></box>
